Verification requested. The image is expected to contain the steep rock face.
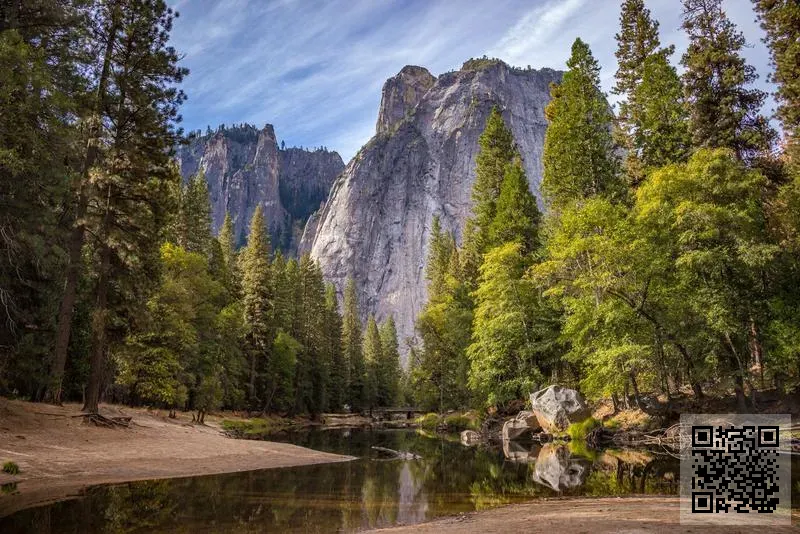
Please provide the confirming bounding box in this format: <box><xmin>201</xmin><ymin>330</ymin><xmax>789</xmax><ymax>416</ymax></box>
<box><xmin>303</xmin><ymin>60</ymin><xmax>561</xmax><ymax>356</ymax></box>
<box><xmin>178</xmin><ymin>124</ymin><xmax>344</xmax><ymax>250</ymax></box>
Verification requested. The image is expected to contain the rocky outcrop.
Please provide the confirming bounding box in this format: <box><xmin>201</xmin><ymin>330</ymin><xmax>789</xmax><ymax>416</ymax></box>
<box><xmin>178</xmin><ymin>124</ymin><xmax>344</xmax><ymax>252</ymax></box>
<box><xmin>376</xmin><ymin>65</ymin><xmax>436</xmax><ymax>135</ymax></box>
<box><xmin>303</xmin><ymin>60</ymin><xmax>561</xmax><ymax>353</ymax></box>
<box><xmin>529</xmin><ymin>385</ymin><xmax>591</xmax><ymax>433</ymax></box>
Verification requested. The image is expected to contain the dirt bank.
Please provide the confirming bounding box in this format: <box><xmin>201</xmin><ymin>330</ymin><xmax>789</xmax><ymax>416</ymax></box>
<box><xmin>368</xmin><ymin>496</ymin><xmax>797</xmax><ymax>533</ymax></box>
<box><xmin>0</xmin><ymin>398</ymin><xmax>352</xmax><ymax>517</ymax></box>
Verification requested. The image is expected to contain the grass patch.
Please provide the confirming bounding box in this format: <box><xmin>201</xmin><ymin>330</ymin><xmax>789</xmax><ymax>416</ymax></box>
<box><xmin>414</xmin><ymin>411</ymin><xmax>482</xmax><ymax>432</ymax></box>
<box><xmin>2</xmin><ymin>461</ymin><xmax>20</xmax><ymax>475</ymax></box>
<box><xmin>567</xmin><ymin>417</ymin><xmax>601</xmax><ymax>441</ymax></box>
<box><xmin>414</xmin><ymin>413</ymin><xmax>440</xmax><ymax>431</ymax></box>
<box><xmin>441</xmin><ymin>411</ymin><xmax>481</xmax><ymax>432</ymax></box>
<box><xmin>568</xmin><ymin>439</ymin><xmax>599</xmax><ymax>461</ymax></box>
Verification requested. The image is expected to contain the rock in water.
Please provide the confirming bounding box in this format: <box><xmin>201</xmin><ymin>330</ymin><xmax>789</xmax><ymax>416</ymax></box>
<box><xmin>529</xmin><ymin>385</ymin><xmax>590</xmax><ymax>433</ymax></box>
<box><xmin>303</xmin><ymin>60</ymin><xmax>561</xmax><ymax>356</ymax></box>
<box><xmin>502</xmin><ymin>410</ymin><xmax>542</xmax><ymax>441</ymax></box>
<box><xmin>532</xmin><ymin>444</ymin><xmax>588</xmax><ymax>491</ymax></box>
<box><xmin>178</xmin><ymin>124</ymin><xmax>344</xmax><ymax>254</ymax></box>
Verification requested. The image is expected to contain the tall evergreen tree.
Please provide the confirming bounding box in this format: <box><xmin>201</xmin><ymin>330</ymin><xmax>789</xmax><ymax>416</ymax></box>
<box><xmin>681</xmin><ymin>0</ymin><xmax>774</xmax><ymax>162</ymax></box>
<box><xmin>82</xmin><ymin>0</ymin><xmax>187</xmax><ymax>413</ymax></box>
<box><xmin>630</xmin><ymin>53</ymin><xmax>691</xmax><ymax>169</ymax></box>
<box><xmin>753</xmin><ymin>0</ymin><xmax>800</xmax><ymax>163</ymax></box>
<box><xmin>543</xmin><ymin>38</ymin><xmax>622</xmax><ymax>209</ymax></box>
<box><xmin>217</xmin><ymin>211</ymin><xmax>240</xmax><ymax>296</ymax></box>
<box><xmin>461</xmin><ymin>107</ymin><xmax>518</xmax><ymax>284</ymax></box>
<box><xmin>240</xmin><ymin>206</ymin><xmax>273</xmax><ymax>408</ymax></box>
<box><xmin>342</xmin><ymin>278</ymin><xmax>365</xmax><ymax>411</ymax></box>
<box><xmin>0</xmin><ymin>1</ymin><xmax>81</xmax><ymax>397</ymax></box>
<box><xmin>176</xmin><ymin>171</ymin><xmax>212</xmax><ymax>255</ymax></box>
<box><xmin>363</xmin><ymin>315</ymin><xmax>381</xmax><ymax>411</ymax></box>
<box><xmin>613</xmin><ymin>0</ymin><xmax>689</xmax><ymax>178</ymax></box>
<box><xmin>378</xmin><ymin>316</ymin><xmax>401</xmax><ymax>407</ymax></box>
<box><xmin>324</xmin><ymin>283</ymin><xmax>347</xmax><ymax>411</ymax></box>
<box><xmin>488</xmin><ymin>159</ymin><xmax>541</xmax><ymax>255</ymax></box>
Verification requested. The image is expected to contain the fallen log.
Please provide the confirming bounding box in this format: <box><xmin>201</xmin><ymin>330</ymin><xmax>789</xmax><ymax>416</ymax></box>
<box><xmin>371</xmin><ymin>446</ymin><xmax>421</xmax><ymax>460</ymax></box>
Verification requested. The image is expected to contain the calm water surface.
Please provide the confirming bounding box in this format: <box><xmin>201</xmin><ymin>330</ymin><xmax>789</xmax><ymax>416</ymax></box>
<box><xmin>0</xmin><ymin>427</ymin><xmax>793</xmax><ymax>533</ymax></box>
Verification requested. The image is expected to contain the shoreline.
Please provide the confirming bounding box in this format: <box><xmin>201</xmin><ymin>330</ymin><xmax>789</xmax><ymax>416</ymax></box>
<box><xmin>367</xmin><ymin>496</ymin><xmax>798</xmax><ymax>533</ymax></box>
<box><xmin>0</xmin><ymin>398</ymin><xmax>353</xmax><ymax>518</ymax></box>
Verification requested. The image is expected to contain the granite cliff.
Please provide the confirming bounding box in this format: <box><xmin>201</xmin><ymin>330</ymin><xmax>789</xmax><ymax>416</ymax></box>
<box><xmin>178</xmin><ymin>123</ymin><xmax>344</xmax><ymax>251</ymax></box>
<box><xmin>302</xmin><ymin>59</ymin><xmax>562</xmax><ymax>356</ymax></box>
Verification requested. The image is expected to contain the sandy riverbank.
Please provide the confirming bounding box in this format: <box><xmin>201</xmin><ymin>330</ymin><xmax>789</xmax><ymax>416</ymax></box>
<box><xmin>368</xmin><ymin>496</ymin><xmax>797</xmax><ymax>533</ymax></box>
<box><xmin>0</xmin><ymin>398</ymin><xmax>352</xmax><ymax>517</ymax></box>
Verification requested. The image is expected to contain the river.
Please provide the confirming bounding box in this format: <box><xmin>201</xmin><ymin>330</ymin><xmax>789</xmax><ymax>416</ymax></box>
<box><xmin>1</xmin><ymin>427</ymin><xmax>794</xmax><ymax>532</ymax></box>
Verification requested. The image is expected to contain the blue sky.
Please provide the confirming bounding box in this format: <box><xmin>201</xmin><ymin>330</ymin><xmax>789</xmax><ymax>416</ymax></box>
<box><xmin>168</xmin><ymin>0</ymin><xmax>776</xmax><ymax>162</ymax></box>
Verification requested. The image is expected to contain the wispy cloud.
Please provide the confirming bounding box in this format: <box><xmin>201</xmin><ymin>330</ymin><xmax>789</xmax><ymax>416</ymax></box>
<box><xmin>168</xmin><ymin>0</ymin><xmax>776</xmax><ymax>161</ymax></box>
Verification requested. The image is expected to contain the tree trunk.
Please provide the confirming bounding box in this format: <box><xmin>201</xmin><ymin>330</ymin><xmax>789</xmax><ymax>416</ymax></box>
<box><xmin>611</xmin><ymin>392</ymin><xmax>620</xmax><ymax>414</ymax></box>
<box><xmin>748</xmin><ymin>317</ymin><xmax>764</xmax><ymax>389</ymax></box>
<box><xmin>46</xmin><ymin>6</ymin><xmax>121</xmax><ymax>404</ymax></box>
<box><xmin>83</xmin><ymin>242</ymin><xmax>111</xmax><ymax>414</ymax></box>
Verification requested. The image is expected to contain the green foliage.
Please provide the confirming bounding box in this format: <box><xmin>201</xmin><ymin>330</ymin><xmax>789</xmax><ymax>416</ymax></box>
<box><xmin>176</xmin><ymin>171</ymin><xmax>213</xmax><ymax>255</ymax></box>
<box><xmin>468</xmin><ymin>242</ymin><xmax>557</xmax><ymax>408</ymax></box>
<box><xmin>267</xmin><ymin>331</ymin><xmax>299</xmax><ymax>413</ymax></box>
<box><xmin>414</xmin><ymin>413</ymin><xmax>441</xmax><ymax>430</ymax></box>
<box><xmin>543</xmin><ymin>39</ymin><xmax>623</xmax><ymax>209</ymax></box>
<box><xmin>2</xmin><ymin>461</ymin><xmax>20</xmax><ymax>475</ymax></box>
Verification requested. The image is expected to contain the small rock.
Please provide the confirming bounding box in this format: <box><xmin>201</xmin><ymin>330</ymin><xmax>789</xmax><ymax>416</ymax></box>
<box><xmin>460</xmin><ymin>430</ymin><xmax>481</xmax><ymax>446</ymax></box>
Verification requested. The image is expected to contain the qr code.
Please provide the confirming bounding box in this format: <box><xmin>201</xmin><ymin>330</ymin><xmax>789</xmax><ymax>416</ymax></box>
<box><xmin>680</xmin><ymin>414</ymin><xmax>791</xmax><ymax>526</ymax></box>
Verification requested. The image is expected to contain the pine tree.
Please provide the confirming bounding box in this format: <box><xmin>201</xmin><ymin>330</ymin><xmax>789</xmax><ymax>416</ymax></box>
<box><xmin>342</xmin><ymin>278</ymin><xmax>365</xmax><ymax>411</ymax></box>
<box><xmin>177</xmin><ymin>171</ymin><xmax>213</xmax><ymax>255</ymax></box>
<box><xmin>426</xmin><ymin>216</ymin><xmax>453</xmax><ymax>299</ymax></box>
<box><xmin>378</xmin><ymin>316</ymin><xmax>401</xmax><ymax>407</ymax></box>
<box><xmin>461</xmin><ymin>107</ymin><xmax>518</xmax><ymax>284</ymax></box>
<box><xmin>82</xmin><ymin>0</ymin><xmax>187</xmax><ymax>414</ymax></box>
<box><xmin>613</xmin><ymin>0</ymin><xmax>689</xmax><ymax>178</ymax></box>
<box><xmin>631</xmin><ymin>53</ymin><xmax>691</xmax><ymax>169</ymax></box>
<box><xmin>0</xmin><ymin>1</ymin><xmax>81</xmax><ymax>398</ymax></box>
<box><xmin>489</xmin><ymin>159</ymin><xmax>541</xmax><ymax>255</ymax></box>
<box><xmin>324</xmin><ymin>283</ymin><xmax>347</xmax><ymax>411</ymax></box>
<box><xmin>681</xmin><ymin>0</ymin><xmax>774</xmax><ymax>162</ymax></box>
<box><xmin>613</xmin><ymin>0</ymin><xmax>662</xmax><ymax>99</ymax></box>
<box><xmin>543</xmin><ymin>38</ymin><xmax>622</xmax><ymax>209</ymax></box>
<box><xmin>363</xmin><ymin>315</ymin><xmax>381</xmax><ymax>411</ymax></box>
<box><xmin>753</xmin><ymin>0</ymin><xmax>800</xmax><ymax>163</ymax></box>
<box><xmin>240</xmin><ymin>206</ymin><xmax>273</xmax><ymax>408</ymax></box>
<box><xmin>217</xmin><ymin>211</ymin><xmax>240</xmax><ymax>297</ymax></box>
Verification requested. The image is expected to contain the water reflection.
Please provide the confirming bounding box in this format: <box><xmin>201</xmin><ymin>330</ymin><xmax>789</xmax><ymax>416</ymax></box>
<box><xmin>0</xmin><ymin>428</ymin><xmax>709</xmax><ymax>533</ymax></box>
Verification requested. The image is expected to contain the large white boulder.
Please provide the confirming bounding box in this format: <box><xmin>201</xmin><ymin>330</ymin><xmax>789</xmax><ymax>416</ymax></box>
<box><xmin>529</xmin><ymin>385</ymin><xmax>590</xmax><ymax>433</ymax></box>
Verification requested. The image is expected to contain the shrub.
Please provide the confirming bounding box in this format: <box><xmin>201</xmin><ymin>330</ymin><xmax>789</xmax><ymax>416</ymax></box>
<box><xmin>441</xmin><ymin>411</ymin><xmax>481</xmax><ymax>431</ymax></box>
<box><xmin>2</xmin><ymin>461</ymin><xmax>20</xmax><ymax>475</ymax></box>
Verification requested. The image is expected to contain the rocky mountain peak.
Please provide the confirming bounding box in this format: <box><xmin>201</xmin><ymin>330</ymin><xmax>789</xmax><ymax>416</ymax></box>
<box><xmin>178</xmin><ymin>123</ymin><xmax>344</xmax><ymax>252</ymax></box>
<box><xmin>375</xmin><ymin>65</ymin><xmax>436</xmax><ymax>135</ymax></box>
<box><xmin>303</xmin><ymin>59</ymin><xmax>562</xmax><ymax>359</ymax></box>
